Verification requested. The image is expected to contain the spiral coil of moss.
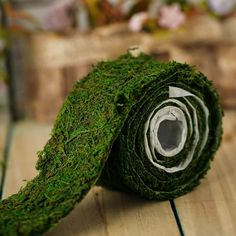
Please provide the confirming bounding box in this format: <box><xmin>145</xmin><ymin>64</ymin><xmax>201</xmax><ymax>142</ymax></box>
<box><xmin>0</xmin><ymin>53</ymin><xmax>222</xmax><ymax>235</ymax></box>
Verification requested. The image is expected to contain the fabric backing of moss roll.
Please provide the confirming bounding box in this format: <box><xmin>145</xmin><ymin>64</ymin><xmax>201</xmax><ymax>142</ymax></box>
<box><xmin>0</xmin><ymin>53</ymin><xmax>223</xmax><ymax>235</ymax></box>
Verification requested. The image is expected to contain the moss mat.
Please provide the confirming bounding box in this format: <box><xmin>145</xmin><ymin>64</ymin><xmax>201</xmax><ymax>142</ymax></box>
<box><xmin>0</xmin><ymin>53</ymin><xmax>223</xmax><ymax>235</ymax></box>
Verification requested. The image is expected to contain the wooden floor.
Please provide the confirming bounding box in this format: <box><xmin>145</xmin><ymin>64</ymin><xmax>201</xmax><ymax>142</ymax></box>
<box><xmin>0</xmin><ymin>110</ymin><xmax>236</xmax><ymax>236</ymax></box>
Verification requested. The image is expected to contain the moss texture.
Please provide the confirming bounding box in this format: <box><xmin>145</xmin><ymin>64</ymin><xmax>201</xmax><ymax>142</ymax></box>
<box><xmin>0</xmin><ymin>53</ymin><xmax>223</xmax><ymax>235</ymax></box>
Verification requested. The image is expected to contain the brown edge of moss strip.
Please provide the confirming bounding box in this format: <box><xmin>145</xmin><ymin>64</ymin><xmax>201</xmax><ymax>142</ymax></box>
<box><xmin>0</xmin><ymin>53</ymin><xmax>223</xmax><ymax>235</ymax></box>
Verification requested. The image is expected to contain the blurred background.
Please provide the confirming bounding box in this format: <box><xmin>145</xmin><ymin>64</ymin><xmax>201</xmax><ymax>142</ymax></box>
<box><xmin>0</xmin><ymin>0</ymin><xmax>236</xmax><ymax>123</ymax></box>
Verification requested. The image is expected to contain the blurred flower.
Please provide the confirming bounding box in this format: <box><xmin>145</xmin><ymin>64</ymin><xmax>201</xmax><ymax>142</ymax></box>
<box><xmin>207</xmin><ymin>0</ymin><xmax>236</xmax><ymax>15</ymax></box>
<box><xmin>43</xmin><ymin>0</ymin><xmax>74</xmax><ymax>31</ymax></box>
<box><xmin>128</xmin><ymin>12</ymin><xmax>148</xmax><ymax>32</ymax></box>
<box><xmin>158</xmin><ymin>3</ymin><xmax>186</xmax><ymax>30</ymax></box>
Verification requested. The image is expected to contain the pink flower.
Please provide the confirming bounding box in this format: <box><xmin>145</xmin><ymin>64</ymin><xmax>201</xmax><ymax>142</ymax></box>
<box><xmin>158</xmin><ymin>4</ymin><xmax>186</xmax><ymax>30</ymax></box>
<box><xmin>128</xmin><ymin>12</ymin><xmax>148</xmax><ymax>32</ymax></box>
<box><xmin>43</xmin><ymin>0</ymin><xmax>74</xmax><ymax>31</ymax></box>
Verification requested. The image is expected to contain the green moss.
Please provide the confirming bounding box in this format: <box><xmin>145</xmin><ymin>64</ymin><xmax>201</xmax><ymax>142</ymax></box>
<box><xmin>0</xmin><ymin>53</ymin><xmax>223</xmax><ymax>235</ymax></box>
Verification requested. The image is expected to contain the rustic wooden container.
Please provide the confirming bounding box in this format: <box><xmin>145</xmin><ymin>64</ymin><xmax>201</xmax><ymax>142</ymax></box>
<box><xmin>24</xmin><ymin>24</ymin><xmax>153</xmax><ymax>122</ymax></box>
<box><xmin>16</xmin><ymin>15</ymin><xmax>236</xmax><ymax>122</ymax></box>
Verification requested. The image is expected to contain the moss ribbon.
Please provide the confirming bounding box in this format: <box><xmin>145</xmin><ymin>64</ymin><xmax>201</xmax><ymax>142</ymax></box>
<box><xmin>0</xmin><ymin>53</ymin><xmax>223</xmax><ymax>235</ymax></box>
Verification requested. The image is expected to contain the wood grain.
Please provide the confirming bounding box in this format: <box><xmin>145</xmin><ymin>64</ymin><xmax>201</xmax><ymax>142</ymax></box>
<box><xmin>46</xmin><ymin>187</ymin><xmax>179</xmax><ymax>236</ymax></box>
<box><xmin>2</xmin><ymin>121</ymin><xmax>180</xmax><ymax>236</ymax></box>
<box><xmin>3</xmin><ymin>111</ymin><xmax>236</xmax><ymax>236</ymax></box>
<box><xmin>2</xmin><ymin>121</ymin><xmax>51</xmax><ymax>199</ymax></box>
<box><xmin>175</xmin><ymin>111</ymin><xmax>236</xmax><ymax>236</ymax></box>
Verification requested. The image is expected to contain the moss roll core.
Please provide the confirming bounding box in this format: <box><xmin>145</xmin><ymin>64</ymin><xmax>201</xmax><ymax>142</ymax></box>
<box><xmin>0</xmin><ymin>53</ymin><xmax>223</xmax><ymax>235</ymax></box>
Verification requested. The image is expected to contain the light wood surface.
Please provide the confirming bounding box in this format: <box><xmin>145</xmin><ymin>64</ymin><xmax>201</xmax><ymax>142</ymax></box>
<box><xmin>46</xmin><ymin>187</ymin><xmax>179</xmax><ymax>236</ymax></box>
<box><xmin>2</xmin><ymin>121</ymin><xmax>51</xmax><ymax>199</ymax></box>
<box><xmin>175</xmin><ymin>111</ymin><xmax>236</xmax><ymax>236</ymax></box>
<box><xmin>1</xmin><ymin>111</ymin><xmax>236</xmax><ymax>236</ymax></box>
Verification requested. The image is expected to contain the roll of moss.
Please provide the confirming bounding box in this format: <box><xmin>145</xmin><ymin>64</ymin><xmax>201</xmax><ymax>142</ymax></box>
<box><xmin>0</xmin><ymin>53</ymin><xmax>223</xmax><ymax>235</ymax></box>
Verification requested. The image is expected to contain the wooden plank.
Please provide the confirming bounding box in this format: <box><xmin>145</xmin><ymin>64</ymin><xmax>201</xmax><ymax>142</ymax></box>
<box><xmin>2</xmin><ymin>121</ymin><xmax>51</xmax><ymax>198</ymax></box>
<box><xmin>175</xmin><ymin>110</ymin><xmax>236</xmax><ymax>236</ymax></box>
<box><xmin>46</xmin><ymin>187</ymin><xmax>179</xmax><ymax>236</ymax></box>
<box><xmin>2</xmin><ymin>121</ymin><xmax>179</xmax><ymax>236</ymax></box>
